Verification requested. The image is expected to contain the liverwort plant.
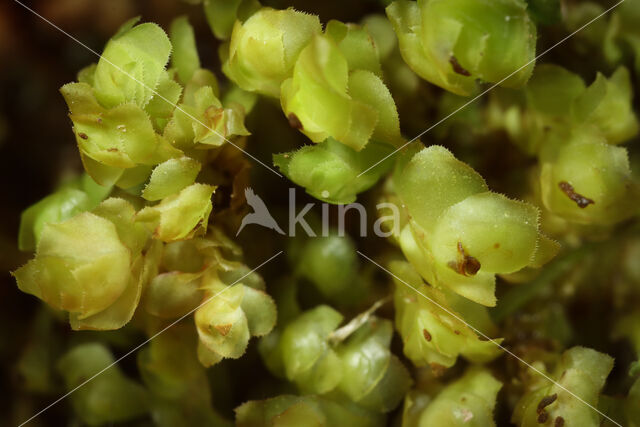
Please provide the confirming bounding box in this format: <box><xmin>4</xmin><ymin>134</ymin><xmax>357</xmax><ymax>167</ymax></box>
<box><xmin>387</xmin><ymin>0</ymin><xmax>537</xmax><ymax>96</ymax></box>
<box><xmin>13</xmin><ymin>16</ymin><xmax>274</xmax><ymax>357</ymax></box>
<box><xmin>10</xmin><ymin>0</ymin><xmax>640</xmax><ymax>426</ymax></box>
<box><xmin>394</xmin><ymin>144</ymin><xmax>558</xmax><ymax>306</ymax></box>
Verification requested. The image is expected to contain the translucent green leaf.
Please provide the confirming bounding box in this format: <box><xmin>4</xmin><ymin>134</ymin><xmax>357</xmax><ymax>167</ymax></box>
<box><xmin>348</xmin><ymin>69</ymin><xmax>403</xmax><ymax>147</ymax></box>
<box><xmin>162</xmin><ymin>240</ymin><xmax>206</xmax><ymax>273</ymax></box>
<box><xmin>387</xmin><ymin>0</ymin><xmax>536</xmax><ymax>96</ymax></box>
<box><xmin>195</xmin><ymin>266</ymin><xmax>276</xmax><ymax>365</ymax></box>
<box><xmin>325</xmin><ymin>20</ymin><xmax>382</xmax><ymax>76</ymax></box>
<box><xmin>394</xmin><ymin>145</ymin><xmax>488</xmax><ymax>235</ymax></box>
<box><xmin>223</xmin><ymin>7</ymin><xmax>322</xmax><ymax>97</ymax></box>
<box><xmin>142</xmin><ymin>157</ymin><xmax>202</xmax><ymax>201</ymax></box>
<box><xmin>69</xmin><ymin>255</ymin><xmax>144</xmax><ymax>331</ymax></box>
<box><xmin>512</xmin><ymin>347</ymin><xmax>614</xmax><ymax>427</ymax></box>
<box><xmin>337</xmin><ymin>318</ymin><xmax>412</xmax><ymax>412</ymax></box>
<box><xmin>526</xmin><ymin>64</ymin><xmax>586</xmax><ymax>116</ymax></box>
<box><xmin>183</xmin><ymin>69</ymin><xmax>220</xmax><ymax>105</ymax></box>
<box><xmin>395</xmin><ymin>145</ymin><xmax>552</xmax><ymax>305</ymax></box>
<box><xmin>572</xmin><ymin>67</ymin><xmax>639</xmax><ymax>145</ymax></box>
<box><xmin>280</xmin><ymin>34</ymin><xmax>380</xmax><ymax>150</ymax></box>
<box><xmin>61</xmin><ymin>82</ymin><xmax>182</xmax><ymax>170</ymax></box>
<box><xmin>93</xmin><ymin>22</ymin><xmax>172</xmax><ymax>108</ymax></box>
<box><xmin>144</xmin><ymin>270</ymin><xmax>204</xmax><ymax>318</ymax></box>
<box><xmin>280</xmin><ymin>305</ymin><xmax>344</xmax><ymax>393</ymax></box>
<box><xmin>196</xmin><ymin>283</ymin><xmax>250</xmax><ymax>360</ymax></box>
<box><xmin>170</xmin><ymin>16</ymin><xmax>201</xmax><ymax>83</ymax></box>
<box><xmin>92</xmin><ymin>197</ymin><xmax>149</xmax><ymax>255</ymax></box>
<box><xmin>274</xmin><ymin>138</ymin><xmax>395</xmax><ymax>204</ymax></box>
<box><xmin>236</xmin><ymin>395</ymin><xmax>384</xmax><ymax>427</ymax></box>
<box><xmin>362</xmin><ymin>15</ymin><xmax>397</xmax><ymax>62</ymax></box>
<box><xmin>223</xmin><ymin>84</ymin><xmax>258</xmax><ymax>116</ymax></box>
<box><xmin>19</xmin><ymin>188</ymin><xmax>93</xmax><ymax>252</ymax></box>
<box><xmin>400</xmin><ymin>218</ymin><xmax>498</xmax><ymax>307</ymax></box>
<box><xmin>136</xmin><ymin>183</ymin><xmax>215</xmax><ymax>242</ymax></box>
<box><xmin>13</xmin><ymin>212</ymin><xmax>132</xmax><ymax>320</ymax></box>
<box><xmin>390</xmin><ymin>261</ymin><xmax>502</xmax><ymax>368</ymax></box>
<box><xmin>403</xmin><ymin>368</ymin><xmax>502</xmax><ymax>426</ymax></box>
<box><xmin>296</xmin><ymin>234</ymin><xmax>358</xmax><ymax>299</ymax></box>
<box><xmin>192</xmin><ymin>86</ymin><xmax>250</xmax><ymax>146</ymax></box>
<box><xmin>540</xmin><ymin>133</ymin><xmax>637</xmax><ymax>225</ymax></box>
<box><xmin>241</xmin><ymin>286</ymin><xmax>278</xmax><ymax>336</ymax></box>
<box><xmin>431</xmin><ymin>192</ymin><xmax>540</xmax><ymax>274</ymax></box>
<box><xmin>163</xmin><ymin>85</ymin><xmax>249</xmax><ymax>150</ymax></box>
<box><xmin>144</xmin><ymin>71</ymin><xmax>183</xmax><ymax>123</ymax></box>
<box><xmin>203</xmin><ymin>0</ymin><xmax>261</xmax><ymax>40</ymax></box>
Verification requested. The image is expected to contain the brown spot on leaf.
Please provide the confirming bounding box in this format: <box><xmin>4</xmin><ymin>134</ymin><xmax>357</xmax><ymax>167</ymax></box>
<box><xmin>554</xmin><ymin>417</ymin><xmax>564</xmax><ymax>427</ymax></box>
<box><xmin>454</xmin><ymin>330</ymin><xmax>461</xmax><ymax>335</ymax></box>
<box><xmin>288</xmin><ymin>113</ymin><xmax>303</xmax><ymax>130</ymax></box>
<box><xmin>449</xmin><ymin>56</ymin><xmax>471</xmax><ymax>76</ymax></box>
<box><xmin>78</xmin><ymin>132</ymin><xmax>88</xmax><ymax>140</ymax></box>
<box><xmin>107</xmin><ymin>148</ymin><xmax>118</xmax><ymax>152</ymax></box>
<box><xmin>537</xmin><ymin>394</ymin><xmax>557</xmax><ymax>413</ymax></box>
<box><xmin>494</xmin><ymin>243</ymin><xmax>500</xmax><ymax>249</ymax></box>
<box><xmin>448</xmin><ymin>242</ymin><xmax>481</xmax><ymax>276</ymax></box>
<box><xmin>429</xmin><ymin>363</ymin><xmax>447</xmax><ymax>377</ymax></box>
<box><xmin>537</xmin><ymin>410</ymin><xmax>548</xmax><ymax>423</ymax></box>
<box><xmin>423</xmin><ymin>329</ymin><xmax>432</xmax><ymax>341</ymax></box>
<box><xmin>205</xmin><ymin>106</ymin><xmax>224</xmax><ymax>129</ymax></box>
<box><xmin>558</xmin><ymin>181</ymin><xmax>594</xmax><ymax>208</ymax></box>
<box><xmin>215</xmin><ymin>324</ymin><xmax>232</xmax><ymax>336</ymax></box>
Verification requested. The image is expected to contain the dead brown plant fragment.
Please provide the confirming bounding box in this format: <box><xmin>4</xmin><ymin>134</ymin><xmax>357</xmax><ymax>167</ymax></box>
<box><xmin>558</xmin><ymin>181</ymin><xmax>595</xmax><ymax>208</ymax></box>
<box><xmin>448</xmin><ymin>242</ymin><xmax>481</xmax><ymax>276</ymax></box>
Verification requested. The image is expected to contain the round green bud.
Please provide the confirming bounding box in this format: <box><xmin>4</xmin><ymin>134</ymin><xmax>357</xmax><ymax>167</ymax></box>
<box><xmin>223</xmin><ymin>7</ymin><xmax>322</xmax><ymax>97</ymax></box>
<box><xmin>540</xmin><ymin>134</ymin><xmax>637</xmax><ymax>225</ymax></box>
<box><xmin>279</xmin><ymin>305</ymin><xmax>344</xmax><ymax>394</ymax></box>
<box><xmin>337</xmin><ymin>318</ymin><xmax>412</xmax><ymax>412</ymax></box>
<box><xmin>296</xmin><ymin>234</ymin><xmax>359</xmax><ymax>299</ymax></box>
<box><xmin>15</xmin><ymin>213</ymin><xmax>129</xmax><ymax>314</ymax></box>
